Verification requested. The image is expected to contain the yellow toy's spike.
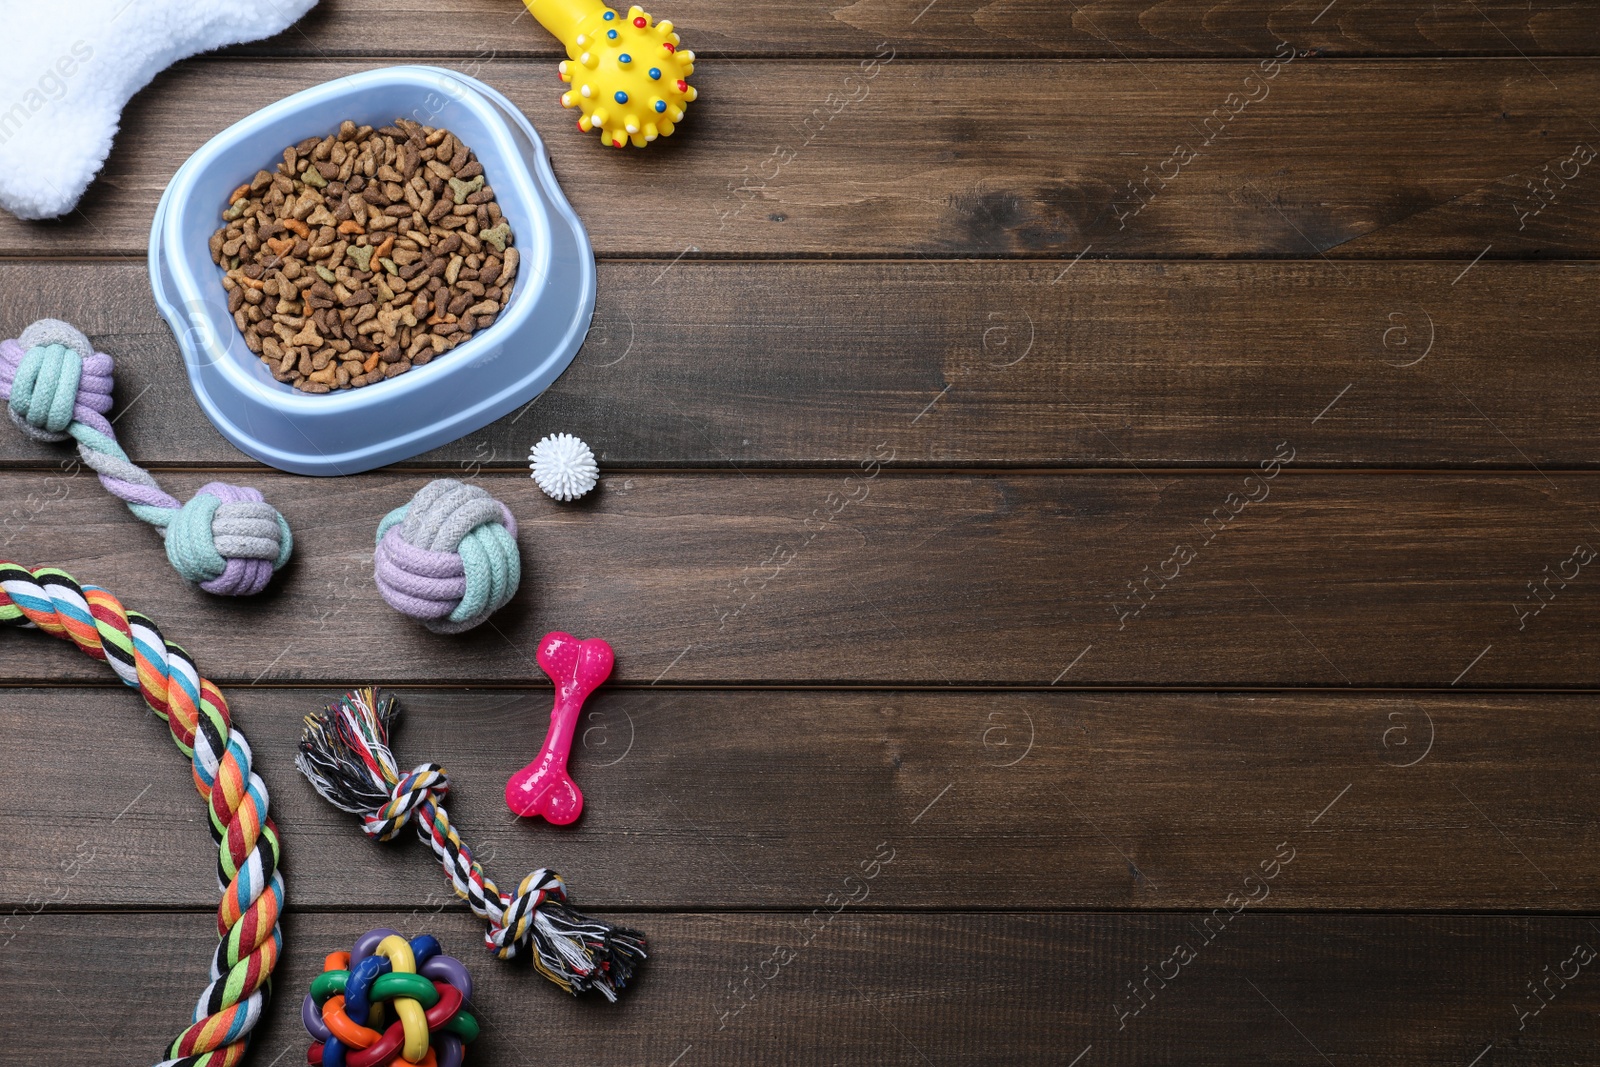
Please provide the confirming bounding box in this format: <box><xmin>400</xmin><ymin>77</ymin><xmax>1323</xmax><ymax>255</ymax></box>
<box><xmin>520</xmin><ymin>0</ymin><xmax>695</xmax><ymax>148</ymax></box>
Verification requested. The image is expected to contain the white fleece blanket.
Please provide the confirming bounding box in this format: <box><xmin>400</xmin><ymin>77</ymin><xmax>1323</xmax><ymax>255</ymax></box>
<box><xmin>0</xmin><ymin>0</ymin><xmax>317</xmax><ymax>220</ymax></box>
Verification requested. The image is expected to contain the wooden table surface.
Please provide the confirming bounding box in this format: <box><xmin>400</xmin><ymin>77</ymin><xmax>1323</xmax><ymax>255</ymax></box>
<box><xmin>5</xmin><ymin>2</ymin><xmax>1600</xmax><ymax>1063</ymax></box>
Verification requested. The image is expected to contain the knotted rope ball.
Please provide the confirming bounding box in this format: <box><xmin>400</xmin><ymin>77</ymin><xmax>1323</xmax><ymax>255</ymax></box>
<box><xmin>304</xmin><ymin>929</ymin><xmax>479</xmax><ymax>1067</ymax></box>
<box><xmin>0</xmin><ymin>318</ymin><xmax>293</xmax><ymax>595</ymax></box>
<box><xmin>374</xmin><ymin>479</ymin><xmax>520</xmax><ymax>634</ymax></box>
<box><xmin>0</xmin><ymin>561</ymin><xmax>285</xmax><ymax>1065</ymax></box>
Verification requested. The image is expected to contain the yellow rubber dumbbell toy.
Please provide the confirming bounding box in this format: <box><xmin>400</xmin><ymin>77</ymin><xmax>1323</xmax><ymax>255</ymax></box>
<box><xmin>521</xmin><ymin>0</ymin><xmax>697</xmax><ymax>148</ymax></box>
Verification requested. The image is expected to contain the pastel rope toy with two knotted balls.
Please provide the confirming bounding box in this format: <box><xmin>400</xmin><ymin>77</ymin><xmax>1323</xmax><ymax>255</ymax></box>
<box><xmin>304</xmin><ymin>928</ymin><xmax>480</xmax><ymax>1067</ymax></box>
<box><xmin>374</xmin><ymin>479</ymin><xmax>520</xmax><ymax>633</ymax></box>
<box><xmin>0</xmin><ymin>318</ymin><xmax>293</xmax><ymax>595</ymax></box>
<box><xmin>0</xmin><ymin>561</ymin><xmax>285</xmax><ymax>1066</ymax></box>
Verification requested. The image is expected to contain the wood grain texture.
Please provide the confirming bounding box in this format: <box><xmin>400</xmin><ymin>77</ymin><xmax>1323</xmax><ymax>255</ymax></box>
<box><xmin>2</xmin><ymin>6</ymin><xmax>1595</xmax><ymax>1059</ymax></box>
<box><xmin>7</xmin><ymin>58</ymin><xmax>1598</xmax><ymax>257</ymax></box>
<box><xmin>6</xmin><ymin>911</ymin><xmax>1598</xmax><ymax>1066</ymax></box>
<box><xmin>4</xmin><ymin>687</ymin><xmax>1597</xmax><ymax>911</ymax></box>
<box><xmin>3</xmin><ymin>469</ymin><xmax>1600</xmax><ymax>688</ymax></box>
<box><xmin>5</xmin><ymin>260</ymin><xmax>1600</xmax><ymax>470</ymax></box>
<box><xmin>232</xmin><ymin>0</ymin><xmax>1600</xmax><ymax>58</ymax></box>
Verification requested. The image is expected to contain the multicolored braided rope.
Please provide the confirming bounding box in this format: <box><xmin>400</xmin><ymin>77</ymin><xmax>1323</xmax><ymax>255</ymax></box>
<box><xmin>0</xmin><ymin>561</ymin><xmax>285</xmax><ymax>1065</ymax></box>
<box><xmin>0</xmin><ymin>319</ymin><xmax>293</xmax><ymax>595</ymax></box>
<box><xmin>298</xmin><ymin>688</ymin><xmax>646</xmax><ymax>1001</ymax></box>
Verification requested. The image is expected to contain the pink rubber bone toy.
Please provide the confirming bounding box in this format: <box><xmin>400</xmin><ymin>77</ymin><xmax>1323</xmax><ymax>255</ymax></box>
<box><xmin>504</xmin><ymin>631</ymin><xmax>614</xmax><ymax>824</ymax></box>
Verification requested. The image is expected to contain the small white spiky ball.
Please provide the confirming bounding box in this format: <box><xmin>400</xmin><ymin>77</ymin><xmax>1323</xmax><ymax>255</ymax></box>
<box><xmin>530</xmin><ymin>433</ymin><xmax>599</xmax><ymax>501</ymax></box>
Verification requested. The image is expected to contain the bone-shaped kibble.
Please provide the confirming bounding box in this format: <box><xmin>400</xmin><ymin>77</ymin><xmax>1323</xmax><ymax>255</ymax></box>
<box><xmin>504</xmin><ymin>631</ymin><xmax>614</xmax><ymax>824</ymax></box>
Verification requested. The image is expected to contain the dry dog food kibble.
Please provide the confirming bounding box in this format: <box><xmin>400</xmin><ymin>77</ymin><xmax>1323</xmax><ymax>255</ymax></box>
<box><xmin>209</xmin><ymin>117</ymin><xmax>518</xmax><ymax>392</ymax></box>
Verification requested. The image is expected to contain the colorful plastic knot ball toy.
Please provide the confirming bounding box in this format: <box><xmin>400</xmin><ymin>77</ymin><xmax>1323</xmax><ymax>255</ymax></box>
<box><xmin>522</xmin><ymin>0</ymin><xmax>697</xmax><ymax>147</ymax></box>
<box><xmin>303</xmin><ymin>928</ymin><xmax>480</xmax><ymax>1067</ymax></box>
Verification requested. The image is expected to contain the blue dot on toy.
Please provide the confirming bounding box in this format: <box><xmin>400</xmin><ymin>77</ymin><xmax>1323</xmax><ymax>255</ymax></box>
<box><xmin>654</xmin><ymin>100</ymin><xmax>666</xmax><ymax>112</ymax></box>
<box><xmin>615</xmin><ymin>90</ymin><xmax>629</xmax><ymax>103</ymax></box>
<box><xmin>607</xmin><ymin>28</ymin><xmax>618</xmax><ymax>38</ymax></box>
<box><xmin>603</xmin><ymin>9</ymin><xmax>615</xmax><ymax>18</ymax></box>
<box><xmin>619</xmin><ymin>53</ymin><xmax>632</xmax><ymax>63</ymax></box>
<box><xmin>648</xmin><ymin>67</ymin><xmax>661</xmax><ymax>79</ymax></box>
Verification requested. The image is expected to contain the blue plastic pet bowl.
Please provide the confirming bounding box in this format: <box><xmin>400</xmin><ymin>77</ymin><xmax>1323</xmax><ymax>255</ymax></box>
<box><xmin>150</xmin><ymin>66</ymin><xmax>596</xmax><ymax>476</ymax></box>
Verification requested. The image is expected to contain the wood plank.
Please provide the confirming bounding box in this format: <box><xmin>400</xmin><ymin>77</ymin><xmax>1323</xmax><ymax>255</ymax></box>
<box><xmin>6</xmin><ymin>58</ymin><xmax>1598</xmax><ymax>257</ymax></box>
<box><xmin>5</xmin><ymin>260</ymin><xmax>1600</xmax><ymax>470</ymax></box>
<box><xmin>7</xmin><ymin>910</ymin><xmax>1598</xmax><ymax>1065</ymax></box>
<box><xmin>233</xmin><ymin>0</ymin><xmax>1600</xmax><ymax>59</ymax></box>
<box><xmin>5</xmin><ymin>687</ymin><xmax>1599</xmax><ymax>910</ymax></box>
<box><xmin>2</xmin><ymin>470</ymin><xmax>1599</xmax><ymax>688</ymax></box>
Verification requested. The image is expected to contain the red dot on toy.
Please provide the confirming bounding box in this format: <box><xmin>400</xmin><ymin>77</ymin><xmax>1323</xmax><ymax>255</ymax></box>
<box><xmin>676</xmin><ymin>79</ymin><xmax>687</xmax><ymax>92</ymax></box>
<box><xmin>664</xmin><ymin>42</ymin><xmax>675</xmax><ymax>52</ymax></box>
<box><xmin>577</xmin><ymin>120</ymin><xmax>586</xmax><ymax>130</ymax></box>
<box><xmin>634</xmin><ymin>15</ymin><xmax>647</xmax><ymax>27</ymax></box>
